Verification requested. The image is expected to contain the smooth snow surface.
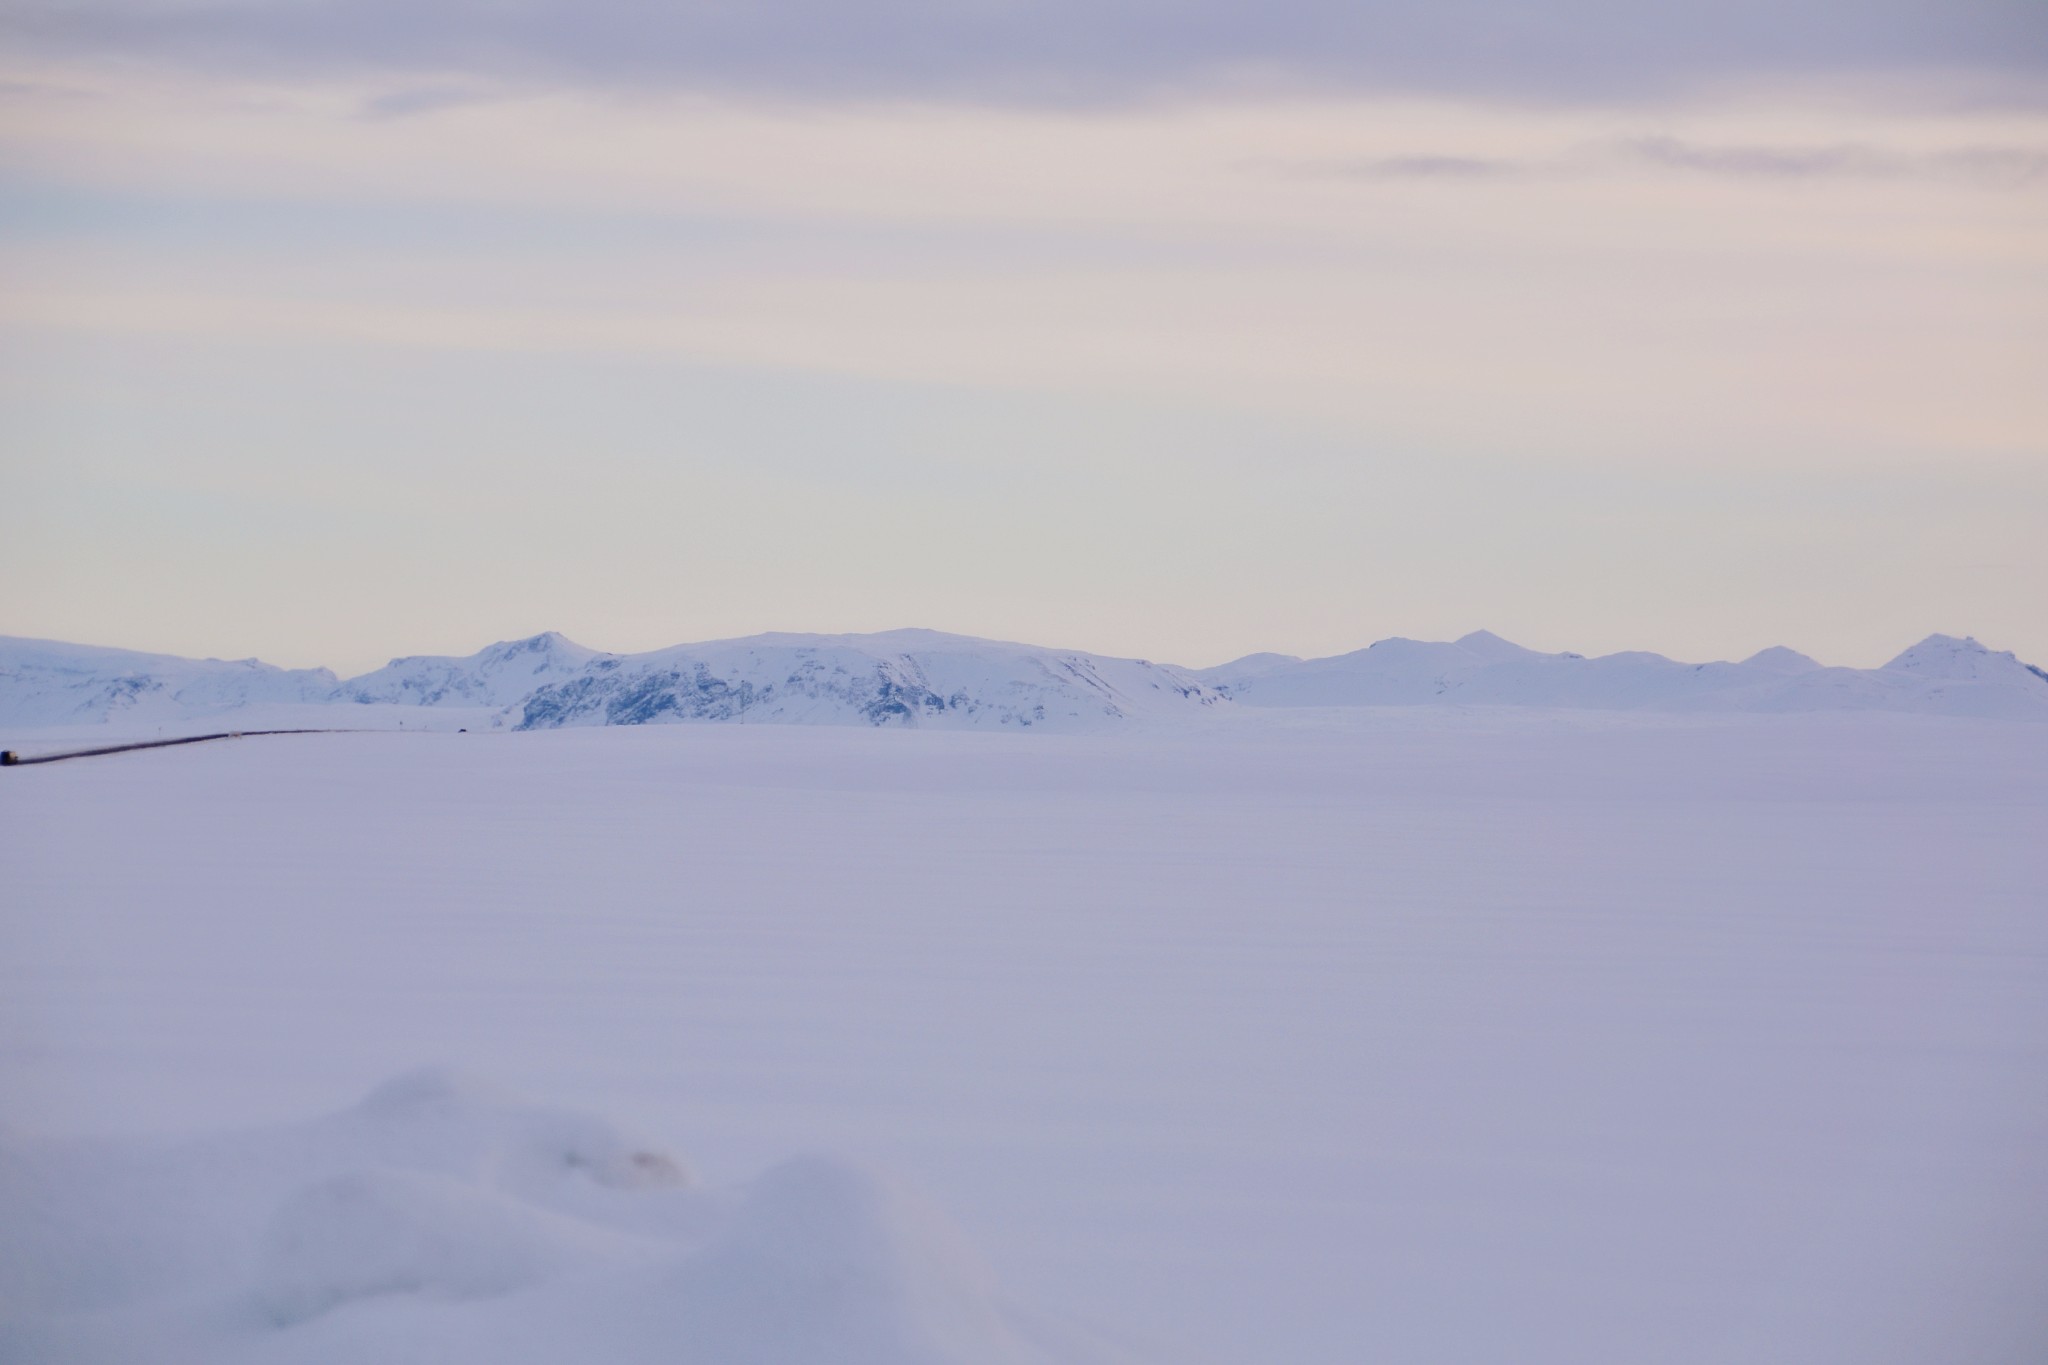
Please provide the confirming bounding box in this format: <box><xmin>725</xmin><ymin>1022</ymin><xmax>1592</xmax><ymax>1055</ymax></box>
<box><xmin>4</xmin><ymin>714</ymin><xmax>2046</xmax><ymax>1363</ymax></box>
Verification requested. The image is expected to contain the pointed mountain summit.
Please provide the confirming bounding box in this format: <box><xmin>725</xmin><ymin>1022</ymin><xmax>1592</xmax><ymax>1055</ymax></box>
<box><xmin>1452</xmin><ymin>630</ymin><xmax>1540</xmax><ymax>663</ymax></box>
<box><xmin>1882</xmin><ymin>635</ymin><xmax>2048</xmax><ymax>689</ymax></box>
<box><xmin>1741</xmin><ymin>646</ymin><xmax>1822</xmax><ymax>673</ymax></box>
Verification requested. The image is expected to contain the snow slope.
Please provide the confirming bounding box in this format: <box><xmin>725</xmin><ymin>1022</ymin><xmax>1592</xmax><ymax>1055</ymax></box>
<box><xmin>4</xmin><ymin>717</ymin><xmax>2045</xmax><ymax>1364</ymax></box>
<box><xmin>514</xmin><ymin>629</ymin><xmax>1222</xmax><ymax>731</ymax></box>
<box><xmin>0</xmin><ymin>1069</ymin><xmax>1135</xmax><ymax>1365</ymax></box>
<box><xmin>338</xmin><ymin>632</ymin><xmax>605</xmax><ymax>709</ymax></box>
<box><xmin>0</xmin><ymin>636</ymin><xmax>338</xmax><ymax>728</ymax></box>
<box><xmin>1199</xmin><ymin>631</ymin><xmax>2048</xmax><ymax>720</ymax></box>
<box><xmin>1883</xmin><ymin>632</ymin><xmax>2048</xmax><ymax>688</ymax></box>
<box><xmin>0</xmin><ymin>629</ymin><xmax>1221</xmax><ymax>736</ymax></box>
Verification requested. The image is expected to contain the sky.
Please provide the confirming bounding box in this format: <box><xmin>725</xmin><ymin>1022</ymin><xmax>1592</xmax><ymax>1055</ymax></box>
<box><xmin>1</xmin><ymin>1</ymin><xmax>2044</xmax><ymax>676</ymax></box>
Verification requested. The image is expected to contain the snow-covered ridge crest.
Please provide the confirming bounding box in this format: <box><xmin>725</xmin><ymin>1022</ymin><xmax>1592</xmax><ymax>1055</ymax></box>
<box><xmin>0</xmin><ymin>629</ymin><xmax>1225</xmax><ymax>733</ymax></box>
<box><xmin>4</xmin><ymin>628</ymin><xmax>2046</xmax><ymax>731</ymax></box>
<box><xmin>515</xmin><ymin>628</ymin><xmax>1223</xmax><ymax>731</ymax></box>
<box><xmin>341</xmin><ymin>631</ymin><xmax>606</xmax><ymax>709</ymax></box>
<box><xmin>1882</xmin><ymin>633</ymin><xmax>2048</xmax><ymax>688</ymax></box>
<box><xmin>0</xmin><ymin>634</ymin><xmax>339</xmax><ymax>728</ymax></box>
<box><xmin>1195</xmin><ymin>630</ymin><xmax>2048</xmax><ymax>720</ymax></box>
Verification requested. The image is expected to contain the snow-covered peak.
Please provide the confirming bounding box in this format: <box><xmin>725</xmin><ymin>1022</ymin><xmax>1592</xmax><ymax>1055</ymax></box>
<box><xmin>1882</xmin><ymin>634</ymin><xmax>2048</xmax><ymax>689</ymax></box>
<box><xmin>1742</xmin><ymin>646</ymin><xmax>1822</xmax><ymax>674</ymax></box>
<box><xmin>340</xmin><ymin>632</ymin><xmax>606</xmax><ymax>708</ymax></box>
<box><xmin>1452</xmin><ymin>629</ymin><xmax>1540</xmax><ymax>663</ymax></box>
<box><xmin>9</xmin><ymin>627</ymin><xmax>2048</xmax><ymax>734</ymax></box>
<box><xmin>1192</xmin><ymin>631</ymin><xmax>2048</xmax><ymax>719</ymax></box>
<box><xmin>517</xmin><ymin>630</ymin><xmax>1224</xmax><ymax>731</ymax></box>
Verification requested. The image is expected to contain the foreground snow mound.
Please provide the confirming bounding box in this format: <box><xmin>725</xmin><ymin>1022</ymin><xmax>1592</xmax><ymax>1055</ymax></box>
<box><xmin>0</xmin><ymin>636</ymin><xmax>338</xmax><ymax>727</ymax></box>
<box><xmin>644</xmin><ymin>1157</ymin><xmax>1112</xmax><ymax>1365</ymax></box>
<box><xmin>0</xmin><ymin>1071</ymin><xmax>1139</xmax><ymax>1365</ymax></box>
<box><xmin>515</xmin><ymin>629</ymin><xmax>1222</xmax><ymax>731</ymax></box>
<box><xmin>255</xmin><ymin>1167</ymin><xmax>636</xmax><ymax>1327</ymax></box>
<box><xmin>1199</xmin><ymin>630</ymin><xmax>2048</xmax><ymax>719</ymax></box>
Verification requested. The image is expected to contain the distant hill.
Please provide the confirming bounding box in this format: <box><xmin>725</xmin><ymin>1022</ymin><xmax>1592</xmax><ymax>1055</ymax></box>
<box><xmin>0</xmin><ymin>636</ymin><xmax>338</xmax><ymax>728</ymax></box>
<box><xmin>1194</xmin><ymin>632</ymin><xmax>2048</xmax><ymax>721</ymax></box>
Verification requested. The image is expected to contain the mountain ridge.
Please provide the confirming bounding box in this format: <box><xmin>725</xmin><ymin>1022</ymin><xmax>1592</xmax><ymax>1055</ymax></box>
<box><xmin>1194</xmin><ymin>631</ymin><xmax>2048</xmax><ymax>720</ymax></box>
<box><xmin>4</xmin><ymin>629</ymin><xmax>2044</xmax><ymax>731</ymax></box>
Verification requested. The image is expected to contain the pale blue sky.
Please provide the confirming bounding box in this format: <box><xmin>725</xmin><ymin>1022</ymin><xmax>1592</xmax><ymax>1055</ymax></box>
<box><xmin>1</xmin><ymin>3</ymin><xmax>2043</xmax><ymax>673</ymax></box>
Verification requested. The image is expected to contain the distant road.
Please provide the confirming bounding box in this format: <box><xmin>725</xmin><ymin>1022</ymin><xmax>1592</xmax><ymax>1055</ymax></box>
<box><xmin>1</xmin><ymin>730</ymin><xmax>347</xmax><ymax>767</ymax></box>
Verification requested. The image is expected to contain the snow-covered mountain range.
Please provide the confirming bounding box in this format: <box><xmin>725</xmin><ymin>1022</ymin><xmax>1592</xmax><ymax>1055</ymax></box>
<box><xmin>0</xmin><ymin>636</ymin><xmax>340</xmax><ymax>728</ymax></box>
<box><xmin>511</xmin><ymin>629</ymin><xmax>1220</xmax><ymax>730</ymax></box>
<box><xmin>1194</xmin><ymin>630</ymin><xmax>2048</xmax><ymax>720</ymax></box>
<box><xmin>0</xmin><ymin>629</ymin><xmax>1224</xmax><ymax>733</ymax></box>
<box><xmin>3</xmin><ymin>628</ymin><xmax>2045</xmax><ymax>733</ymax></box>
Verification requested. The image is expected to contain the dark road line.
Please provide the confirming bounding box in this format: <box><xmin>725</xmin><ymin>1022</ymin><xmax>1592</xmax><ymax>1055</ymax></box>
<box><xmin>1</xmin><ymin>730</ymin><xmax>351</xmax><ymax>767</ymax></box>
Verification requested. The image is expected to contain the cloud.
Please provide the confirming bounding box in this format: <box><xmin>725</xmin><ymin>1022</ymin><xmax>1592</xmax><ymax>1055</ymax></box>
<box><xmin>356</xmin><ymin>85</ymin><xmax>495</xmax><ymax>121</ymax></box>
<box><xmin>1619</xmin><ymin>135</ymin><xmax>2048</xmax><ymax>184</ymax></box>
<box><xmin>3</xmin><ymin>0</ymin><xmax>2043</xmax><ymax>104</ymax></box>
<box><xmin>1293</xmin><ymin>135</ymin><xmax>2048</xmax><ymax>188</ymax></box>
<box><xmin>1340</xmin><ymin>154</ymin><xmax>1523</xmax><ymax>180</ymax></box>
<box><xmin>1923</xmin><ymin>144</ymin><xmax>2048</xmax><ymax>185</ymax></box>
<box><xmin>1623</xmin><ymin>136</ymin><xmax>1893</xmax><ymax>177</ymax></box>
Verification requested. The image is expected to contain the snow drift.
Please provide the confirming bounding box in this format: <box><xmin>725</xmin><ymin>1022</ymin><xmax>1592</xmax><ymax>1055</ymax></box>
<box><xmin>0</xmin><ymin>1070</ymin><xmax>1140</xmax><ymax>1365</ymax></box>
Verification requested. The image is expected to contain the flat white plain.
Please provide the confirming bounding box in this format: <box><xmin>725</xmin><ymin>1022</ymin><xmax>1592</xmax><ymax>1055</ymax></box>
<box><xmin>3</xmin><ymin>712</ymin><xmax>2045</xmax><ymax>1362</ymax></box>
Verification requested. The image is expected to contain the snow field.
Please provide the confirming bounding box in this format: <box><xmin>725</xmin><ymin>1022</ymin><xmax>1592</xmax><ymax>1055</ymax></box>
<box><xmin>0</xmin><ymin>1069</ymin><xmax>1131</xmax><ymax>1363</ymax></box>
<box><xmin>3</xmin><ymin>714</ymin><xmax>2046</xmax><ymax>1362</ymax></box>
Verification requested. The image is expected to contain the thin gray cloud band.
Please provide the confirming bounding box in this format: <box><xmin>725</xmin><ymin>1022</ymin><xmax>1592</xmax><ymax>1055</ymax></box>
<box><xmin>4</xmin><ymin>0</ymin><xmax>2044</xmax><ymax>102</ymax></box>
<box><xmin>1327</xmin><ymin>137</ymin><xmax>2048</xmax><ymax>184</ymax></box>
